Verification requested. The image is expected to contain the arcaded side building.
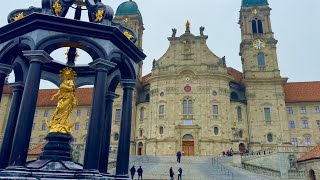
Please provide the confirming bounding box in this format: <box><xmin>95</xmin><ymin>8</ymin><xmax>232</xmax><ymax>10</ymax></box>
<box><xmin>1</xmin><ymin>0</ymin><xmax>320</xmax><ymax>158</ymax></box>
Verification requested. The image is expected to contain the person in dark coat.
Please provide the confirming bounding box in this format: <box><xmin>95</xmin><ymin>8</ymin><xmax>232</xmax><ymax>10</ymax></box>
<box><xmin>137</xmin><ymin>166</ymin><xmax>143</xmax><ymax>180</ymax></box>
<box><xmin>170</xmin><ymin>167</ymin><xmax>174</xmax><ymax>180</ymax></box>
<box><xmin>176</xmin><ymin>151</ymin><xmax>182</xmax><ymax>163</ymax></box>
<box><xmin>178</xmin><ymin>167</ymin><xmax>182</xmax><ymax>180</ymax></box>
<box><xmin>130</xmin><ymin>166</ymin><xmax>136</xmax><ymax>180</ymax></box>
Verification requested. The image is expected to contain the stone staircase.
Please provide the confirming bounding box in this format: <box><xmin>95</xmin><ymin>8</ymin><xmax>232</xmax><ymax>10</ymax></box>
<box><xmin>109</xmin><ymin>156</ymin><xmax>274</xmax><ymax>180</ymax></box>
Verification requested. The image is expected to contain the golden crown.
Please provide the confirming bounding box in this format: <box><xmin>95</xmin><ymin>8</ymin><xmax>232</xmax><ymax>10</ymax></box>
<box><xmin>59</xmin><ymin>67</ymin><xmax>77</xmax><ymax>79</ymax></box>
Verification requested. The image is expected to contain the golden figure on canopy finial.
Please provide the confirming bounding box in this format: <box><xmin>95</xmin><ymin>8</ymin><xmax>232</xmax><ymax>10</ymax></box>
<box><xmin>47</xmin><ymin>67</ymin><xmax>78</xmax><ymax>134</ymax></box>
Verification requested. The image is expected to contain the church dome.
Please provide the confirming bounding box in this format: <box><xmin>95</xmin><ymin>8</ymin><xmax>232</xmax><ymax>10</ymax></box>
<box><xmin>116</xmin><ymin>0</ymin><xmax>140</xmax><ymax>15</ymax></box>
<box><xmin>242</xmin><ymin>0</ymin><xmax>268</xmax><ymax>6</ymax></box>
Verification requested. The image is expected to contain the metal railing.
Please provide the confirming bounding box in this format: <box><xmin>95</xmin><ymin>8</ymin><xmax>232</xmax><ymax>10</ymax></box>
<box><xmin>212</xmin><ymin>157</ymin><xmax>234</xmax><ymax>179</ymax></box>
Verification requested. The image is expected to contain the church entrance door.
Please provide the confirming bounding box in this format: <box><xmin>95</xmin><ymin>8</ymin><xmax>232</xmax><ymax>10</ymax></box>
<box><xmin>138</xmin><ymin>142</ymin><xmax>143</xmax><ymax>155</ymax></box>
<box><xmin>182</xmin><ymin>134</ymin><xmax>194</xmax><ymax>156</ymax></box>
<box><xmin>182</xmin><ymin>141</ymin><xmax>194</xmax><ymax>156</ymax></box>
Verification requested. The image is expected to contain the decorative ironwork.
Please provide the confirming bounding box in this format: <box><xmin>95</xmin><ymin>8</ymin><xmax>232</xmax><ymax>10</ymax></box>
<box><xmin>123</xmin><ymin>30</ymin><xmax>134</xmax><ymax>40</ymax></box>
<box><xmin>13</xmin><ymin>12</ymin><xmax>24</xmax><ymax>21</ymax></box>
<box><xmin>95</xmin><ymin>9</ymin><xmax>105</xmax><ymax>22</ymax></box>
<box><xmin>65</xmin><ymin>48</ymin><xmax>79</xmax><ymax>61</ymax></box>
<box><xmin>52</xmin><ymin>0</ymin><xmax>62</xmax><ymax>16</ymax></box>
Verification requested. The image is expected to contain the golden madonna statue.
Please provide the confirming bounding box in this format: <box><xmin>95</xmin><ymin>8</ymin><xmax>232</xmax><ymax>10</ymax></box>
<box><xmin>47</xmin><ymin>67</ymin><xmax>78</xmax><ymax>134</ymax></box>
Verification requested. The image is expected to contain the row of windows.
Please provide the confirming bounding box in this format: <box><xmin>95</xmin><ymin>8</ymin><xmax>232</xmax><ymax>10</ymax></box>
<box><xmin>287</xmin><ymin>106</ymin><xmax>320</xmax><ymax>115</ymax></box>
<box><xmin>289</xmin><ymin>120</ymin><xmax>320</xmax><ymax>129</ymax></box>
<box><xmin>291</xmin><ymin>137</ymin><xmax>311</xmax><ymax>146</ymax></box>
<box><xmin>33</xmin><ymin>122</ymin><xmax>89</xmax><ymax>131</ymax></box>
<box><xmin>35</xmin><ymin>109</ymin><xmax>91</xmax><ymax>117</ymax></box>
<box><xmin>139</xmin><ymin>105</ymin><xmax>244</xmax><ymax>121</ymax></box>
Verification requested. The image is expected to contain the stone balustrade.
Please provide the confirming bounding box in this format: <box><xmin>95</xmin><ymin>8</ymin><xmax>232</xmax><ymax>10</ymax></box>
<box><xmin>288</xmin><ymin>170</ymin><xmax>306</xmax><ymax>178</ymax></box>
<box><xmin>242</xmin><ymin>163</ymin><xmax>281</xmax><ymax>177</ymax></box>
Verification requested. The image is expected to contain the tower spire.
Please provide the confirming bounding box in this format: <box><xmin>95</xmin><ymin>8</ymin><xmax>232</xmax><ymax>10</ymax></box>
<box><xmin>185</xmin><ymin>20</ymin><xmax>190</xmax><ymax>33</ymax></box>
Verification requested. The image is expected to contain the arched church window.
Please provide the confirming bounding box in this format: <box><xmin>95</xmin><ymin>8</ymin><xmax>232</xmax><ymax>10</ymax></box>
<box><xmin>258</xmin><ymin>20</ymin><xmax>263</xmax><ymax>33</ymax></box>
<box><xmin>237</xmin><ymin>106</ymin><xmax>242</xmax><ymax>121</ymax></box>
<box><xmin>252</xmin><ymin>19</ymin><xmax>263</xmax><ymax>34</ymax></box>
<box><xmin>252</xmin><ymin>20</ymin><xmax>257</xmax><ymax>34</ymax></box>
<box><xmin>140</xmin><ymin>107</ymin><xmax>144</xmax><ymax>121</ymax></box>
<box><xmin>267</xmin><ymin>133</ymin><xmax>273</xmax><ymax>142</ymax></box>
<box><xmin>258</xmin><ymin>52</ymin><xmax>265</xmax><ymax>66</ymax></box>
<box><xmin>214</xmin><ymin>127</ymin><xmax>219</xmax><ymax>135</ymax></box>
<box><xmin>159</xmin><ymin>126</ymin><xmax>164</xmax><ymax>135</ymax></box>
<box><xmin>183</xmin><ymin>99</ymin><xmax>193</xmax><ymax>115</ymax></box>
<box><xmin>230</xmin><ymin>92</ymin><xmax>239</xmax><ymax>101</ymax></box>
<box><xmin>139</xmin><ymin>129</ymin><xmax>143</xmax><ymax>137</ymax></box>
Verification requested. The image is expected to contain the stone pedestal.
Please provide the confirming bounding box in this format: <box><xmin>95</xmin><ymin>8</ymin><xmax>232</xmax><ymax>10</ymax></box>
<box><xmin>0</xmin><ymin>132</ymin><xmax>130</xmax><ymax>179</ymax></box>
<box><xmin>39</xmin><ymin>132</ymin><xmax>73</xmax><ymax>161</ymax></box>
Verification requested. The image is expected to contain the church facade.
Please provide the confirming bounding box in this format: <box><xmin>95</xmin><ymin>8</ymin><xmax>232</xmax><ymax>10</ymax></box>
<box><xmin>1</xmin><ymin>0</ymin><xmax>320</xmax><ymax>158</ymax></box>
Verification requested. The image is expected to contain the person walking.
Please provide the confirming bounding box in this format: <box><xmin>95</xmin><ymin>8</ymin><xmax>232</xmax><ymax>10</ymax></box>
<box><xmin>178</xmin><ymin>167</ymin><xmax>182</xmax><ymax>180</ymax></box>
<box><xmin>130</xmin><ymin>166</ymin><xmax>136</xmax><ymax>180</ymax></box>
<box><xmin>170</xmin><ymin>167</ymin><xmax>174</xmax><ymax>180</ymax></box>
<box><xmin>137</xmin><ymin>166</ymin><xmax>143</xmax><ymax>180</ymax></box>
<box><xmin>176</xmin><ymin>151</ymin><xmax>182</xmax><ymax>163</ymax></box>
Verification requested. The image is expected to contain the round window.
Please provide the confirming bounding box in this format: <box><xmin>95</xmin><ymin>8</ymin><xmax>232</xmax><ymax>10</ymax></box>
<box><xmin>184</xmin><ymin>85</ymin><xmax>192</xmax><ymax>93</ymax></box>
<box><xmin>160</xmin><ymin>92</ymin><xmax>164</xmax><ymax>97</ymax></box>
<box><xmin>212</xmin><ymin>91</ymin><xmax>218</xmax><ymax>96</ymax></box>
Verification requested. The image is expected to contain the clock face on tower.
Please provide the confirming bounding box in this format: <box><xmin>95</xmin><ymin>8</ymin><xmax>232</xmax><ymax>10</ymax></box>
<box><xmin>253</xmin><ymin>39</ymin><xmax>266</xmax><ymax>50</ymax></box>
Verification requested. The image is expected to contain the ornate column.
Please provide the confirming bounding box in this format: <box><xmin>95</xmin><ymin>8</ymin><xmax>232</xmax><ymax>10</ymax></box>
<box><xmin>0</xmin><ymin>82</ymin><xmax>24</xmax><ymax>169</ymax></box>
<box><xmin>9</xmin><ymin>50</ymin><xmax>52</xmax><ymax>166</ymax></box>
<box><xmin>0</xmin><ymin>63</ymin><xmax>13</xmax><ymax>103</ymax></box>
<box><xmin>83</xmin><ymin>59</ymin><xmax>116</xmax><ymax>170</ymax></box>
<box><xmin>99</xmin><ymin>91</ymin><xmax>119</xmax><ymax>173</ymax></box>
<box><xmin>116</xmin><ymin>79</ymin><xmax>136</xmax><ymax>176</ymax></box>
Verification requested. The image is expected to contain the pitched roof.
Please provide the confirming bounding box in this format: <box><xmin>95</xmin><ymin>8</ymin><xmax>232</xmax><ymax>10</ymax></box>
<box><xmin>28</xmin><ymin>143</ymin><xmax>46</xmax><ymax>155</ymax></box>
<box><xmin>141</xmin><ymin>73</ymin><xmax>151</xmax><ymax>86</ymax></box>
<box><xmin>2</xmin><ymin>85</ymin><xmax>13</xmax><ymax>94</ymax></box>
<box><xmin>284</xmin><ymin>82</ymin><xmax>320</xmax><ymax>103</ymax></box>
<box><xmin>36</xmin><ymin>88</ymin><xmax>93</xmax><ymax>107</ymax></box>
<box><xmin>297</xmin><ymin>145</ymin><xmax>320</xmax><ymax>162</ymax></box>
<box><xmin>227</xmin><ymin>67</ymin><xmax>243</xmax><ymax>84</ymax></box>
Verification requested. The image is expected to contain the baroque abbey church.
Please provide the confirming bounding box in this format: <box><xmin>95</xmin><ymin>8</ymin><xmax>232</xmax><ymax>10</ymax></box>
<box><xmin>1</xmin><ymin>0</ymin><xmax>320</xmax><ymax>158</ymax></box>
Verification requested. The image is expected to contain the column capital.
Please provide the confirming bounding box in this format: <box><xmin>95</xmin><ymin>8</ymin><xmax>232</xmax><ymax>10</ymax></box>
<box><xmin>120</xmin><ymin>79</ymin><xmax>136</xmax><ymax>89</ymax></box>
<box><xmin>8</xmin><ymin>82</ymin><xmax>24</xmax><ymax>91</ymax></box>
<box><xmin>0</xmin><ymin>63</ymin><xmax>13</xmax><ymax>75</ymax></box>
<box><xmin>89</xmin><ymin>58</ymin><xmax>116</xmax><ymax>72</ymax></box>
<box><xmin>105</xmin><ymin>91</ymin><xmax>120</xmax><ymax>100</ymax></box>
<box><xmin>22</xmin><ymin>50</ymin><xmax>53</xmax><ymax>64</ymax></box>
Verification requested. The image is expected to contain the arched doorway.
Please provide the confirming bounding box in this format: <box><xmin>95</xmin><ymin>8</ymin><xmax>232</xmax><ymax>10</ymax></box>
<box><xmin>239</xmin><ymin>143</ymin><xmax>246</xmax><ymax>153</ymax></box>
<box><xmin>309</xmin><ymin>169</ymin><xmax>316</xmax><ymax>180</ymax></box>
<box><xmin>182</xmin><ymin>134</ymin><xmax>194</xmax><ymax>156</ymax></box>
<box><xmin>138</xmin><ymin>142</ymin><xmax>143</xmax><ymax>155</ymax></box>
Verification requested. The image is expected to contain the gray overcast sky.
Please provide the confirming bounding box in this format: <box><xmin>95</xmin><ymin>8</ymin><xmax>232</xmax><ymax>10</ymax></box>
<box><xmin>1</xmin><ymin>0</ymin><xmax>320</xmax><ymax>88</ymax></box>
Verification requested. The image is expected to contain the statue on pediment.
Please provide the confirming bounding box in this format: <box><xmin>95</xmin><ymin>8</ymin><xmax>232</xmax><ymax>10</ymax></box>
<box><xmin>172</xmin><ymin>28</ymin><xmax>177</xmax><ymax>37</ymax></box>
<box><xmin>200</xmin><ymin>26</ymin><xmax>205</xmax><ymax>36</ymax></box>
